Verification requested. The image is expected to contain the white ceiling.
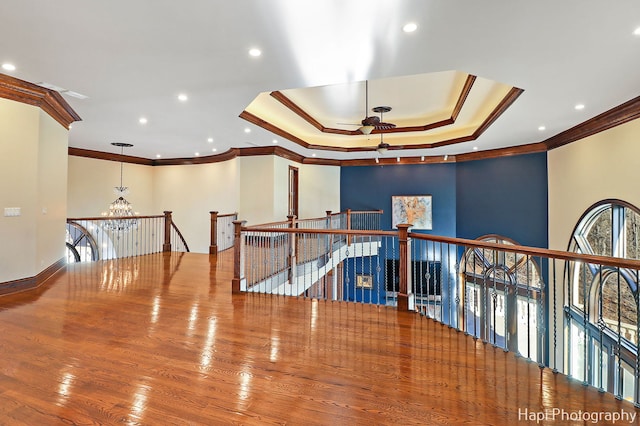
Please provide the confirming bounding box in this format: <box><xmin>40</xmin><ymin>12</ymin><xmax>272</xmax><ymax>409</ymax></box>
<box><xmin>2</xmin><ymin>0</ymin><xmax>640</xmax><ymax>160</ymax></box>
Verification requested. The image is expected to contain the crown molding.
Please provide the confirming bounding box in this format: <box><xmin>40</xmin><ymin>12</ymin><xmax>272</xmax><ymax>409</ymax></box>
<box><xmin>543</xmin><ymin>94</ymin><xmax>640</xmax><ymax>150</ymax></box>
<box><xmin>0</xmin><ymin>73</ymin><xmax>81</xmax><ymax>129</ymax></box>
<box><xmin>69</xmin><ymin>93</ymin><xmax>640</xmax><ymax>167</ymax></box>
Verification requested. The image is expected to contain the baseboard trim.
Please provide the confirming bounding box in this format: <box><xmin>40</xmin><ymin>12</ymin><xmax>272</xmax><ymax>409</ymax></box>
<box><xmin>0</xmin><ymin>258</ymin><xmax>66</xmax><ymax>296</ymax></box>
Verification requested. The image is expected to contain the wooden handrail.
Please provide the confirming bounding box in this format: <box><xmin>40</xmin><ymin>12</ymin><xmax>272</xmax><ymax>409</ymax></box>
<box><xmin>349</xmin><ymin>209</ymin><xmax>384</xmax><ymax>214</ymax></box>
<box><xmin>240</xmin><ymin>225</ymin><xmax>640</xmax><ymax>270</ymax></box>
<box><xmin>67</xmin><ymin>214</ymin><xmax>163</xmax><ymax>221</ymax></box>
<box><xmin>408</xmin><ymin>232</ymin><xmax>640</xmax><ymax>270</ymax></box>
<box><xmin>171</xmin><ymin>222</ymin><xmax>190</xmax><ymax>252</ymax></box>
<box><xmin>217</xmin><ymin>212</ymin><xmax>238</xmax><ymax>218</ymax></box>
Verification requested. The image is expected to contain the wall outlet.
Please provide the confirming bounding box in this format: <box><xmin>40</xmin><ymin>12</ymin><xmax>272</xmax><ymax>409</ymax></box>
<box><xmin>4</xmin><ymin>207</ymin><xmax>21</xmax><ymax>217</ymax></box>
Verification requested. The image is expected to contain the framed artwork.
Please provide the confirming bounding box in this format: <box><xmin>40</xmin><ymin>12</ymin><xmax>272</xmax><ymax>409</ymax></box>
<box><xmin>392</xmin><ymin>195</ymin><xmax>432</xmax><ymax>230</ymax></box>
<box><xmin>356</xmin><ymin>274</ymin><xmax>373</xmax><ymax>289</ymax></box>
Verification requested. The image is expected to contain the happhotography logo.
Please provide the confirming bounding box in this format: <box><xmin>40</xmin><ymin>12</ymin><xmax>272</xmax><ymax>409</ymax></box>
<box><xmin>518</xmin><ymin>408</ymin><xmax>637</xmax><ymax>424</ymax></box>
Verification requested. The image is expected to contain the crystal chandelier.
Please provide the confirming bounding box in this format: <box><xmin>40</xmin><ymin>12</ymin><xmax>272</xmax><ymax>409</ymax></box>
<box><xmin>102</xmin><ymin>142</ymin><xmax>138</xmax><ymax>231</ymax></box>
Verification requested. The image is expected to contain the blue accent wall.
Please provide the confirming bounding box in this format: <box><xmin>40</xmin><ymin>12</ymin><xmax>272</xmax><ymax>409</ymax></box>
<box><xmin>455</xmin><ymin>152</ymin><xmax>548</xmax><ymax>248</ymax></box>
<box><xmin>340</xmin><ymin>163</ymin><xmax>457</xmax><ymax>236</ymax></box>
<box><xmin>339</xmin><ymin>153</ymin><xmax>549</xmax><ymax>310</ymax></box>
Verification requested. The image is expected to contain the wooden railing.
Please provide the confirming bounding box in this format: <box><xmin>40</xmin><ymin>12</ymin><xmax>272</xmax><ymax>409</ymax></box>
<box><xmin>230</xmin><ymin>214</ymin><xmax>640</xmax><ymax>405</ymax></box>
<box><xmin>66</xmin><ymin>210</ymin><xmax>189</xmax><ymax>262</ymax></box>
<box><xmin>209</xmin><ymin>211</ymin><xmax>238</xmax><ymax>254</ymax></box>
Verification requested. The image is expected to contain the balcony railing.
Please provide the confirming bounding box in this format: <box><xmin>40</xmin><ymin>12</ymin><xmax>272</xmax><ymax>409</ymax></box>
<box><xmin>66</xmin><ymin>211</ymin><xmax>189</xmax><ymax>262</ymax></box>
<box><xmin>209</xmin><ymin>211</ymin><xmax>238</xmax><ymax>254</ymax></box>
<box><xmin>231</xmin><ymin>213</ymin><xmax>640</xmax><ymax>406</ymax></box>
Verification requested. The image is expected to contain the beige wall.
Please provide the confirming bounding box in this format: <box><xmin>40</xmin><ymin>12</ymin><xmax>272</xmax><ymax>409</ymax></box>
<box><xmin>0</xmin><ymin>99</ymin><xmax>69</xmax><ymax>282</ymax></box>
<box><xmin>548</xmin><ymin>118</ymin><xmax>640</xmax><ymax>252</ymax></box>
<box><xmin>273</xmin><ymin>156</ymin><xmax>340</xmax><ymax>220</ymax></box>
<box><xmin>67</xmin><ymin>154</ymin><xmax>340</xmax><ymax>253</ymax></box>
<box><xmin>546</xmin><ymin>118</ymin><xmax>640</xmax><ymax>372</ymax></box>
<box><xmin>67</xmin><ymin>156</ymin><xmax>154</xmax><ymax>217</ymax></box>
<box><xmin>239</xmin><ymin>156</ymin><xmax>275</xmax><ymax>225</ymax></box>
<box><xmin>36</xmin><ymin>111</ymin><xmax>69</xmax><ymax>272</ymax></box>
<box><xmin>152</xmin><ymin>159</ymin><xmax>240</xmax><ymax>253</ymax></box>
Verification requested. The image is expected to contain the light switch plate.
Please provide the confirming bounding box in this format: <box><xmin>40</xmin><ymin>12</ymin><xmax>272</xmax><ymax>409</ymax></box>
<box><xmin>4</xmin><ymin>207</ymin><xmax>21</xmax><ymax>217</ymax></box>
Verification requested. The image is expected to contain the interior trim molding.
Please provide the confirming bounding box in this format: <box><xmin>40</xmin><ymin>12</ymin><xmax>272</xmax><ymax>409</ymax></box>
<box><xmin>268</xmin><ymin>74</ymin><xmax>478</xmax><ymax>137</ymax></box>
<box><xmin>248</xmin><ymin>77</ymin><xmax>519</xmax><ymax>153</ymax></box>
<box><xmin>69</xmin><ymin>93</ymin><xmax>640</xmax><ymax>167</ymax></box>
<box><xmin>543</xmin><ymin>94</ymin><xmax>640</xmax><ymax>150</ymax></box>
<box><xmin>0</xmin><ymin>73</ymin><xmax>81</xmax><ymax>129</ymax></box>
<box><xmin>0</xmin><ymin>258</ymin><xmax>66</xmax><ymax>296</ymax></box>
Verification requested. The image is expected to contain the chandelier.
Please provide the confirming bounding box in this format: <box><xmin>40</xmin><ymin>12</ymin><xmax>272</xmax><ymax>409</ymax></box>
<box><xmin>102</xmin><ymin>142</ymin><xmax>138</xmax><ymax>231</ymax></box>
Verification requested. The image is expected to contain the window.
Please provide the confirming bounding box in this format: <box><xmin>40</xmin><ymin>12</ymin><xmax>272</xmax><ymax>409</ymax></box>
<box><xmin>66</xmin><ymin>222</ymin><xmax>99</xmax><ymax>263</ymax></box>
<box><xmin>566</xmin><ymin>199</ymin><xmax>640</xmax><ymax>400</ymax></box>
<box><xmin>459</xmin><ymin>235</ymin><xmax>544</xmax><ymax>362</ymax></box>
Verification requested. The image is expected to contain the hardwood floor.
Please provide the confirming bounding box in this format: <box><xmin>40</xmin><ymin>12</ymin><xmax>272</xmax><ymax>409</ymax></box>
<box><xmin>0</xmin><ymin>251</ymin><xmax>638</xmax><ymax>425</ymax></box>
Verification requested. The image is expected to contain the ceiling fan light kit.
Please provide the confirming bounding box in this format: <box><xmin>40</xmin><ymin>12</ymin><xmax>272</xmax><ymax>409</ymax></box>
<box><xmin>359</xmin><ymin>125</ymin><xmax>375</xmax><ymax>135</ymax></box>
<box><xmin>377</xmin><ymin>142</ymin><xmax>390</xmax><ymax>154</ymax></box>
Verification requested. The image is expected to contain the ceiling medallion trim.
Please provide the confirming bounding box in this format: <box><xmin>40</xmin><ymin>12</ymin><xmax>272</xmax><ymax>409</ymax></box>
<box><xmin>269</xmin><ymin>74</ymin><xmax>477</xmax><ymax>137</ymax></box>
<box><xmin>244</xmin><ymin>85</ymin><xmax>524</xmax><ymax>153</ymax></box>
<box><xmin>0</xmin><ymin>73</ymin><xmax>81</xmax><ymax>129</ymax></box>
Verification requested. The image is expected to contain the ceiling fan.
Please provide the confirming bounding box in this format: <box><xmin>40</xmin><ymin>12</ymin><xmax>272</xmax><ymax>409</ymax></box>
<box><xmin>340</xmin><ymin>80</ymin><xmax>396</xmax><ymax>135</ymax></box>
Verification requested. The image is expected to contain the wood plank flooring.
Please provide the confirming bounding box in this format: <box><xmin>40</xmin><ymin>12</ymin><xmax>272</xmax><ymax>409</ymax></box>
<box><xmin>0</xmin><ymin>251</ymin><xmax>639</xmax><ymax>425</ymax></box>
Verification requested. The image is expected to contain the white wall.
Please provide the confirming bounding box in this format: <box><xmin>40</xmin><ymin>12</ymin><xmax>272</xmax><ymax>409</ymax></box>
<box><xmin>0</xmin><ymin>99</ymin><xmax>69</xmax><ymax>282</ymax></box>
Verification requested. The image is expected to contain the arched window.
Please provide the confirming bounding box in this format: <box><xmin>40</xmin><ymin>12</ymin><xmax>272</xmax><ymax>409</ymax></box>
<box><xmin>566</xmin><ymin>199</ymin><xmax>640</xmax><ymax>401</ymax></box>
<box><xmin>66</xmin><ymin>222</ymin><xmax>99</xmax><ymax>263</ymax></box>
<box><xmin>459</xmin><ymin>235</ymin><xmax>544</xmax><ymax>362</ymax></box>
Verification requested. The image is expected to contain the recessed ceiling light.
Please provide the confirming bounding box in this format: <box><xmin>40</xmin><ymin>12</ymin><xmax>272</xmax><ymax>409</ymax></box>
<box><xmin>195</xmin><ymin>152</ymin><xmax>200</xmax><ymax>156</ymax></box>
<box><xmin>443</xmin><ymin>155</ymin><xmax>448</xmax><ymax>161</ymax></box>
<box><xmin>272</xmin><ymin>139</ymin><xmax>278</xmax><ymax>144</ymax></box>
<box><xmin>2</xmin><ymin>63</ymin><xmax>16</xmax><ymax>71</ymax></box>
<box><xmin>375</xmin><ymin>157</ymin><xmax>379</xmax><ymax>164</ymax></box>
<box><xmin>421</xmin><ymin>156</ymin><xmax>425</xmax><ymax>161</ymax></box>
<box><xmin>473</xmin><ymin>146</ymin><xmax>478</xmax><ymax>151</ymax></box>
<box><xmin>403</xmin><ymin>23</ymin><xmax>418</xmax><ymax>33</ymax></box>
<box><xmin>312</xmin><ymin>153</ymin><xmax>316</xmax><ymax>157</ymax></box>
<box><xmin>538</xmin><ymin>125</ymin><xmax>546</xmax><ymax>131</ymax></box>
<box><xmin>178</xmin><ymin>93</ymin><xmax>188</xmax><ymax>102</ymax></box>
<box><xmin>396</xmin><ymin>157</ymin><xmax>400</xmax><ymax>162</ymax></box>
<box><xmin>212</xmin><ymin>148</ymin><xmax>217</xmax><ymax>152</ymax></box>
<box><xmin>249</xmin><ymin>48</ymin><xmax>262</xmax><ymax>57</ymax></box>
<box><xmin>634</xmin><ymin>27</ymin><xmax>640</xmax><ymax>36</ymax></box>
<box><xmin>207</xmin><ymin>138</ymin><xmax>213</xmax><ymax>143</ymax></box>
<box><xmin>244</xmin><ymin>128</ymin><xmax>251</xmax><ymax>133</ymax></box>
<box><xmin>575</xmin><ymin>104</ymin><xmax>585</xmax><ymax>110</ymax></box>
<box><xmin>156</xmin><ymin>154</ymin><xmax>161</xmax><ymax>158</ymax></box>
<box><xmin>139</xmin><ymin>117</ymin><xmax>148</xmax><ymax>124</ymax></box>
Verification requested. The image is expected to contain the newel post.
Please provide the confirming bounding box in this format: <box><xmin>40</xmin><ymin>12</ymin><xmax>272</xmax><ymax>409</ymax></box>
<box><xmin>346</xmin><ymin>208</ymin><xmax>352</xmax><ymax>244</ymax></box>
<box><xmin>326</xmin><ymin>210</ymin><xmax>332</xmax><ymax>229</ymax></box>
<box><xmin>287</xmin><ymin>215</ymin><xmax>297</xmax><ymax>286</ymax></box>
<box><xmin>163</xmin><ymin>211</ymin><xmax>172</xmax><ymax>252</ymax></box>
<box><xmin>209</xmin><ymin>211</ymin><xmax>219</xmax><ymax>255</ymax></box>
<box><xmin>231</xmin><ymin>220</ymin><xmax>246</xmax><ymax>294</ymax></box>
<box><xmin>397</xmin><ymin>224</ymin><xmax>412</xmax><ymax>311</ymax></box>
